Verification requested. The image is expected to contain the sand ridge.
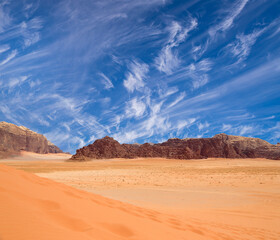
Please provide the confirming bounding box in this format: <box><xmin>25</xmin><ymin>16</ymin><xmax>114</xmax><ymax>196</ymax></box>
<box><xmin>1</xmin><ymin>157</ymin><xmax>280</xmax><ymax>239</ymax></box>
<box><xmin>0</xmin><ymin>163</ymin><xmax>213</xmax><ymax>240</ymax></box>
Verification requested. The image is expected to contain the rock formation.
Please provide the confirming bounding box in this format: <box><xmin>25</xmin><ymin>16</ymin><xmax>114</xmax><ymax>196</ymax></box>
<box><xmin>0</xmin><ymin>121</ymin><xmax>63</xmax><ymax>158</ymax></box>
<box><xmin>70</xmin><ymin>134</ymin><xmax>280</xmax><ymax>161</ymax></box>
<box><xmin>47</xmin><ymin>141</ymin><xmax>63</xmax><ymax>154</ymax></box>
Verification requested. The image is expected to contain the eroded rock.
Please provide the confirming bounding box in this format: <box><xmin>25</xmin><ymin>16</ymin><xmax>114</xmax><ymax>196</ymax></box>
<box><xmin>70</xmin><ymin>133</ymin><xmax>280</xmax><ymax>161</ymax></box>
<box><xmin>0</xmin><ymin>121</ymin><xmax>63</xmax><ymax>158</ymax></box>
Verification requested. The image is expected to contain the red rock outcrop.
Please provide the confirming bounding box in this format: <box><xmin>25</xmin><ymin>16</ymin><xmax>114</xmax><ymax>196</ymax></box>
<box><xmin>70</xmin><ymin>134</ymin><xmax>280</xmax><ymax>161</ymax></box>
<box><xmin>0</xmin><ymin>121</ymin><xmax>63</xmax><ymax>158</ymax></box>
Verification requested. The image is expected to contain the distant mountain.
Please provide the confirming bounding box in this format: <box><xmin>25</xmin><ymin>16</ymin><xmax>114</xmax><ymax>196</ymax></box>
<box><xmin>0</xmin><ymin>121</ymin><xmax>63</xmax><ymax>158</ymax></box>
<box><xmin>70</xmin><ymin>134</ymin><xmax>280</xmax><ymax>161</ymax></box>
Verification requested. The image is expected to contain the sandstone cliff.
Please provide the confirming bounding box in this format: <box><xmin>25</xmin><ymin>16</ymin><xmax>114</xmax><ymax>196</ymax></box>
<box><xmin>70</xmin><ymin>134</ymin><xmax>280</xmax><ymax>161</ymax></box>
<box><xmin>0</xmin><ymin>121</ymin><xmax>63</xmax><ymax>158</ymax></box>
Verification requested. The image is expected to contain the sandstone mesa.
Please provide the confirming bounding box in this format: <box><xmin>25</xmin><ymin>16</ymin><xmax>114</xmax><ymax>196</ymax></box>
<box><xmin>70</xmin><ymin>134</ymin><xmax>280</xmax><ymax>161</ymax></box>
<box><xmin>0</xmin><ymin>121</ymin><xmax>63</xmax><ymax>158</ymax></box>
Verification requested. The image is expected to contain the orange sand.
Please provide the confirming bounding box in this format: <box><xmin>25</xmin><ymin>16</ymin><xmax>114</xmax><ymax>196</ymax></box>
<box><xmin>0</xmin><ymin>163</ymin><xmax>208</xmax><ymax>240</ymax></box>
<box><xmin>1</xmin><ymin>157</ymin><xmax>280</xmax><ymax>239</ymax></box>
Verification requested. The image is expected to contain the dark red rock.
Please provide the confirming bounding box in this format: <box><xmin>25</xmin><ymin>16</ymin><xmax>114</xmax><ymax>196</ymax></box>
<box><xmin>70</xmin><ymin>133</ymin><xmax>280</xmax><ymax>161</ymax></box>
<box><xmin>0</xmin><ymin>121</ymin><xmax>63</xmax><ymax>158</ymax></box>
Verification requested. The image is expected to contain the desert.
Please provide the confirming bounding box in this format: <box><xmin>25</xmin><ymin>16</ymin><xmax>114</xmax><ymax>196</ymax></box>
<box><xmin>1</xmin><ymin>152</ymin><xmax>280</xmax><ymax>239</ymax></box>
<box><xmin>1</xmin><ymin>0</ymin><xmax>280</xmax><ymax>239</ymax></box>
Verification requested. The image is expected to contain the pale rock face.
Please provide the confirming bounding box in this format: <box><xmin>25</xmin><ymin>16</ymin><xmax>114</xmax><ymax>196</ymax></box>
<box><xmin>0</xmin><ymin>121</ymin><xmax>62</xmax><ymax>158</ymax></box>
<box><xmin>71</xmin><ymin>134</ymin><xmax>280</xmax><ymax>161</ymax></box>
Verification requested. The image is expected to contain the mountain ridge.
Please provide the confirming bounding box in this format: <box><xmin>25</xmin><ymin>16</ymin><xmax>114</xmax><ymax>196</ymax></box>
<box><xmin>70</xmin><ymin>134</ymin><xmax>280</xmax><ymax>161</ymax></box>
<box><xmin>0</xmin><ymin>121</ymin><xmax>63</xmax><ymax>158</ymax></box>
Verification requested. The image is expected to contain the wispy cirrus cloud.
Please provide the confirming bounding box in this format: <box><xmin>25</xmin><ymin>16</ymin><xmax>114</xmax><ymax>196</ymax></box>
<box><xmin>186</xmin><ymin>58</ymin><xmax>213</xmax><ymax>89</ymax></box>
<box><xmin>192</xmin><ymin>0</ymin><xmax>249</xmax><ymax>60</ymax></box>
<box><xmin>267</xmin><ymin>122</ymin><xmax>280</xmax><ymax>142</ymax></box>
<box><xmin>99</xmin><ymin>73</ymin><xmax>114</xmax><ymax>89</ymax></box>
<box><xmin>209</xmin><ymin>0</ymin><xmax>249</xmax><ymax>38</ymax></box>
<box><xmin>0</xmin><ymin>44</ymin><xmax>10</xmax><ymax>54</ymax></box>
<box><xmin>221</xmin><ymin>123</ymin><xmax>255</xmax><ymax>136</ymax></box>
<box><xmin>155</xmin><ymin>16</ymin><xmax>197</xmax><ymax>74</ymax></box>
<box><xmin>168</xmin><ymin>91</ymin><xmax>186</xmax><ymax>108</ymax></box>
<box><xmin>0</xmin><ymin>49</ymin><xmax>17</xmax><ymax>66</ymax></box>
<box><xmin>176</xmin><ymin>118</ymin><xmax>196</xmax><ymax>131</ymax></box>
<box><xmin>198</xmin><ymin>122</ymin><xmax>210</xmax><ymax>131</ymax></box>
<box><xmin>225</xmin><ymin>18</ymin><xmax>280</xmax><ymax>65</ymax></box>
<box><xmin>1</xmin><ymin>0</ymin><xmax>279</xmax><ymax>151</ymax></box>
<box><xmin>222</xmin><ymin>124</ymin><xmax>232</xmax><ymax>132</ymax></box>
<box><xmin>123</xmin><ymin>60</ymin><xmax>149</xmax><ymax>92</ymax></box>
<box><xmin>125</xmin><ymin>97</ymin><xmax>147</xmax><ymax>118</ymax></box>
<box><xmin>226</xmin><ymin>29</ymin><xmax>265</xmax><ymax>64</ymax></box>
<box><xmin>21</xmin><ymin>18</ymin><xmax>43</xmax><ymax>48</ymax></box>
<box><xmin>8</xmin><ymin>76</ymin><xmax>29</xmax><ymax>89</ymax></box>
<box><xmin>0</xmin><ymin>1</ymin><xmax>11</xmax><ymax>32</ymax></box>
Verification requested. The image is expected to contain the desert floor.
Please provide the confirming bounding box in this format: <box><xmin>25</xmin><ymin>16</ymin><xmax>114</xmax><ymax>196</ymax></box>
<box><xmin>1</xmin><ymin>152</ymin><xmax>280</xmax><ymax>239</ymax></box>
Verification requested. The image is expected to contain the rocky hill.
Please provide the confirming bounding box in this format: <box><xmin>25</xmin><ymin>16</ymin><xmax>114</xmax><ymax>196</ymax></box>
<box><xmin>0</xmin><ymin>121</ymin><xmax>63</xmax><ymax>158</ymax></box>
<box><xmin>70</xmin><ymin>134</ymin><xmax>280</xmax><ymax>161</ymax></box>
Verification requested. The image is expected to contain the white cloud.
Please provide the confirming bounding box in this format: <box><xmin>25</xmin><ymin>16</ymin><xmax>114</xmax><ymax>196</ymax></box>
<box><xmin>99</xmin><ymin>72</ymin><xmax>114</xmax><ymax>89</ymax></box>
<box><xmin>191</xmin><ymin>40</ymin><xmax>209</xmax><ymax>61</ymax></box>
<box><xmin>260</xmin><ymin>115</ymin><xmax>275</xmax><ymax>121</ymax></box>
<box><xmin>8</xmin><ymin>76</ymin><xmax>28</xmax><ymax>88</ymax></box>
<box><xmin>194</xmin><ymin>58</ymin><xmax>213</xmax><ymax>72</ymax></box>
<box><xmin>221</xmin><ymin>124</ymin><xmax>254</xmax><ymax>136</ymax></box>
<box><xmin>155</xmin><ymin>17</ymin><xmax>197</xmax><ymax>74</ymax></box>
<box><xmin>192</xmin><ymin>75</ymin><xmax>209</xmax><ymax>89</ymax></box>
<box><xmin>239</xmin><ymin>125</ymin><xmax>253</xmax><ymax>135</ymax></box>
<box><xmin>186</xmin><ymin>58</ymin><xmax>213</xmax><ymax>89</ymax></box>
<box><xmin>72</xmin><ymin>136</ymin><xmax>86</xmax><ymax>148</ymax></box>
<box><xmin>123</xmin><ymin>60</ymin><xmax>149</xmax><ymax>92</ymax></box>
<box><xmin>159</xmin><ymin>86</ymin><xmax>178</xmax><ymax>98</ymax></box>
<box><xmin>62</xmin><ymin>122</ymin><xmax>71</xmax><ymax>132</ymax></box>
<box><xmin>226</xmin><ymin>113</ymin><xmax>255</xmax><ymax>121</ymax></box>
<box><xmin>0</xmin><ymin>49</ymin><xmax>17</xmax><ymax>65</ymax></box>
<box><xmin>226</xmin><ymin>18</ymin><xmax>280</xmax><ymax>65</ymax></box>
<box><xmin>0</xmin><ymin>104</ymin><xmax>20</xmax><ymax>125</ymax></box>
<box><xmin>45</xmin><ymin>131</ymin><xmax>70</xmax><ymax>145</ymax></box>
<box><xmin>168</xmin><ymin>91</ymin><xmax>186</xmax><ymax>108</ymax></box>
<box><xmin>222</xmin><ymin>124</ymin><xmax>232</xmax><ymax>132</ymax></box>
<box><xmin>167</xmin><ymin>18</ymin><xmax>198</xmax><ymax>48</ymax></box>
<box><xmin>269</xmin><ymin>26</ymin><xmax>280</xmax><ymax>38</ymax></box>
<box><xmin>0</xmin><ymin>44</ymin><xmax>10</xmax><ymax>54</ymax></box>
<box><xmin>24</xmin><ymin>32</ymin><xmax>40</xmax><ymax>47</ymax></box>
<box><xmin>125</xmin><ymin>97</ymin><xmax>146</xmax><ymax>118</ymax></box>
<box><xmin>22</xmin><ymin>17</ymin><xmax>43</xmax><ymax>30</ymax></box>
<box><xmin>20</xmin><ymin>17</ymin><xmax>43</xmax><ymax>47</ymax></box>
<box><xmin>0</xmin><ymin>2</ymin><xmax>11</xmax><ymax>32</ymax></box>
<box><xmin>176</xmin><ymin>118</ymin><xmax>196</xmax><ymax>130</ymax></box>
<box><xmin>113</xmin><ymin>97</ymin><xmax>175</xmax><ymax>143</ymax></box>
<box><xmin>144</xmin><ymin>114</ymin><xmax>170</xmax><ymax>132</ymax></box>
<box><xmin>209</xmin><ymin>0</ymin><xmax>249</xmax><ymax>37</ymax></box>
<box><xmin>192</xmin><ymin>45</ymin><xmax>201</xmax><ymax>54</ymax></box>
<box><xmin>226</xmin><ymin>28</ymin><xmax>265</xmax><ymax>63</ymax></box>
<box><xmin>267</xmin><ymin>122</ymin><xmax>280</xmax><ymax>142</ymax></box>
<box><xmin>149</xmin><ymin>100</ymin><xmax>164</xmax><ymax>114</ymax></box>
<box><xmin>155</xmin><ymin>46</ymin><xmax>180</xmax><ymax>75</ymax></box>
<box><xmin>198</xmin><ymin>122</ymin><xmax>210</xmax><ymax>131</ymax></box>
<box><xmin>113</xmin><ymin>130</ymin><xmax>145</xmax><ymax>143</ymax></box>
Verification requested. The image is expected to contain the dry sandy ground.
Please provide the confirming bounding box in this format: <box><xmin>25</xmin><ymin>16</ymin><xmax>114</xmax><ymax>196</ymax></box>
<box><xmin>0</xmin><ymin>163</ymin><xmax>197</xmax><ymax>240</ymax></box>
<box><xmin>1</xmin><ymin>154</ymin><xmax>280</xmax><ymax>239</ymax></box>
<box><xmin>3</xmin><ymin>151</ymin><xmax>72</xmax><ymax>161</ymax></box>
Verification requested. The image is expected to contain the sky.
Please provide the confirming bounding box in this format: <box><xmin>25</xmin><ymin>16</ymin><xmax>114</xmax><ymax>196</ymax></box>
<box><xmin>0</xmin><ymin>0</ymin><xmax>280</xmax><ymax>153</ymax></box>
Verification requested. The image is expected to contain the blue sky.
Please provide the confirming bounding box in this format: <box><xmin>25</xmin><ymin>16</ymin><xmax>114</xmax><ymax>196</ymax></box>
<box><xmin>1</xmin><ymin>0</ymin><xmax>280</xmax><ymax>153</ymax></box>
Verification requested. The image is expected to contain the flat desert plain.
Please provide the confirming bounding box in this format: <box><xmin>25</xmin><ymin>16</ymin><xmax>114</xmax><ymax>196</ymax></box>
<box><xmin>1</xmin><ymin>152</ymin><xmax>280</xmax><ymax>239</ymax></box>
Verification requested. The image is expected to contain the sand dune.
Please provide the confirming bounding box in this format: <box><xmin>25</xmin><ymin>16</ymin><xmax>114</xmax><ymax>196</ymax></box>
<box><xmin>0</xmin><ymin>163</ymin><xmax>209</xmax><ymax>240</ymax></box>
<box><xmin>1</xmin><ymin>158</ymin><xmax>280</xmax><ymax>239</ymax></box>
